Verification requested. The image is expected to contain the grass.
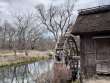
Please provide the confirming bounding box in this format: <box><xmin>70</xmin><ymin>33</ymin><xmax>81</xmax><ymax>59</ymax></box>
<box><xmin>0</xmin><ymin>55</ymin><xmax>49</xmax><ymax>68</ymax></box>
<box><xmin>72</xmin><ymin>80</ymin><xmax>80</xmax><ymax>83</ymax></box>
<box><xmin>0</xmin><ymin>50</ymin><xmax>14</xmax><ymax>56</ymax></box>
<box><xmin>0</xmin><ymin>50</ymin><xmax>50</xmax><ymax>68</ymax></box>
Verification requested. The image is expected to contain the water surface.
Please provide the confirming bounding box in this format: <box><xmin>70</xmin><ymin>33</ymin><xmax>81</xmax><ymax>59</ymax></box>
<box><xmin>0</xmin><ymin>60</ymin><xmax>54</xmax><ymax>83</ymax></box>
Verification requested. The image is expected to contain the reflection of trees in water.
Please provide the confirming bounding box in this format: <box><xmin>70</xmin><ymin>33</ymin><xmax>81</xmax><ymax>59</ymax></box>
<box><xmin>34</xmin><ymin>61</ymin><xmax>54</xmax><ymax>83</ymax></box>
<box><xmin>0</xmin><ymin>61</ymin><xmax>54</xmax><ymax>83</ymax></box>
<box><xmin>0</xmin><ymin>65</ymin><xmax>31</xmax><ymax>83</ymax></box>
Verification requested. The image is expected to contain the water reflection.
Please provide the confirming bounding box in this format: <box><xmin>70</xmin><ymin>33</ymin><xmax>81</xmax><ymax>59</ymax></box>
<box><xmin>0</xmin><ymin>60</ymin><xmax>54</xmax><ymax>83</ymax></box>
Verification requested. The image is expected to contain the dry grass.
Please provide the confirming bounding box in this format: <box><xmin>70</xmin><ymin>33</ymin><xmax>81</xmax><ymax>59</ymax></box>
<box><xmin>72</xmin><ymin>80</ymin><xmax>80</xmax><ymax>83</ymax></box>
<box><xmin>0</xmin><ymin>50</ymin><xmax>49</xmax><ymax>67</ymax></box>
<box><xmin>0</xmin><ymin>50</ymin><xmax>14</xmax><ymax>56</ymax></box>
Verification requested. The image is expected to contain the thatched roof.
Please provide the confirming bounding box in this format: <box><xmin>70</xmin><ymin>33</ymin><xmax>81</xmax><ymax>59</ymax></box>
<box><xmin>71</xmin><ymin>5</ymin><xmax>110</xmax><ymax>35</ymax></box>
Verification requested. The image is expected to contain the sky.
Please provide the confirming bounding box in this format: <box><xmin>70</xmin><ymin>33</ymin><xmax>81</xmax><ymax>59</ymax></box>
<box><xmin>75</xmin><ymin>0</ymin><xmax>110</xmax><ymax>10</ymax></box>
<box><xmin>0</xmin><ymin>0</ymin><xmax>110</xmax><ymax>22</ymax></box>
<box><xmin>0</xmin><ymin>0</ymin><xmax>50</xmax><ymax>22</ymax></box>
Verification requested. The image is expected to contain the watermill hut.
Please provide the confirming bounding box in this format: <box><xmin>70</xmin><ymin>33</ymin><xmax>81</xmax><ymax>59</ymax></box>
<box><xmin>71</xmin><ymin>5</ymin><xmax>110</xmax><ymax>78</ymax></box>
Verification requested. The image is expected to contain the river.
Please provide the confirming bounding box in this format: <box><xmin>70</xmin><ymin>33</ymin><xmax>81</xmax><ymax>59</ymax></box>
<box><xmin>0</xmin><ymin>60</ymin><xmax>54</xmax><ymax>83</ymax></box>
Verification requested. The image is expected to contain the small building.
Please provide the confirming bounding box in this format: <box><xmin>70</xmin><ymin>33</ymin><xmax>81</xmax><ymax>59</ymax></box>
<box><xmin>71</xmin><ymin>5</ymin><xmax>110</xmax><ymax>78</ymax></box>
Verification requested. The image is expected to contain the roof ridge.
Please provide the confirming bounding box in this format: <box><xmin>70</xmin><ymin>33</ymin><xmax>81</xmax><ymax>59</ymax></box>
<box><xmin>79</xmin><ymin>5</ymin><xmax>110</xmax><ymax>15</ymax></box>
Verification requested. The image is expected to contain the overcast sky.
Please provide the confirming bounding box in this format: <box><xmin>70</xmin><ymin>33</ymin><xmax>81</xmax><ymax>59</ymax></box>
<box><xmin>0</xmin><ymin>0</ymin><xmax>110</xmax><ymax>22</ymax></box>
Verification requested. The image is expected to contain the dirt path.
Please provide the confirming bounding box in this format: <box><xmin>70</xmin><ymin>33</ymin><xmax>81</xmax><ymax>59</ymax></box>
<box><xmin>84</xmin><ymin>79</ymin><xmax>110</xmax><ymax>83</ymax></box>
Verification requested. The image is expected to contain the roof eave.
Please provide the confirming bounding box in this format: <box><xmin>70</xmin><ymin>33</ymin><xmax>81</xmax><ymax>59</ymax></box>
<box><xmin>71</xmin><ymin>30</ymin><xmax>110</xmax><ymax>36</ymax></box>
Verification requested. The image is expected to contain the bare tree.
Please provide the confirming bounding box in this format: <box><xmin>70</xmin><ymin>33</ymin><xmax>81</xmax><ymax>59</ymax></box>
<box><xmin>0</xmin><ymin>21</ymin><xmax>17</xmax><ymax>55</ymax></box>
<box><xmin>6</xmin><ymin>23</ymin><xmax>16</xmax><ymax>49</ymax></box>
<box><xmin>14</xmin><ymin>14</ymin><xmax>32</xmax><ymax>49</ymax></box>
<box><xmin>36</xmin><ymin>37</ymin><xmax>55</xmax><ymax>51</ymax></box>
<box><xmin>36</xmin><ymin>0</ymin><xmax>77</xmax><ymax>42</ymax></box>
<box><xmin>0</xmin><ymin>26</ymin><xmax>3</xmax><ymax>48</ymax></box>
<box><xmin>7</xmin><ymin>24</ymin><xmax>17</xmax><ymax>55</ymax></box>
<box><xmin>27</xmin><ymin>27</ymin><xmax>43</xmax><ymax>49</ymax></box>
<box><xmin>13</xmin><ymin>13</ymin><xmax>35</xmax><ymax>55</ymax></box>
<box><xmin>13</xmin><ymin>12</ymin><xmax>44</xmax><ymax>55</ymax></box>
<box><xmin>1</xmin><ymin>21</ymin><xmax>8</xmax><ymax>49</ymax></box>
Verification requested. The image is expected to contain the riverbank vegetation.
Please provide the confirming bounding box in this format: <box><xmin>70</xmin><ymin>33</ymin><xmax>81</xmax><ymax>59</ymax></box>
<box><xmin>0</xmin><ymin>50</ymin><xmax>52</xmax><ymax>67</ymax></box>
<box><xmin>72</xmin><ymin>80</ymin><xmax>80</xmax><ymax>83</ymax></box>
<box><xmin>0</xmin><ymin>56</ymin><xmax>48</xmax><ymax>67</ymax></box>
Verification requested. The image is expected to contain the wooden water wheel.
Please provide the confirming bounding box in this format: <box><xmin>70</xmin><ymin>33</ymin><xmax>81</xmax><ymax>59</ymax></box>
<box><xmin>55</xmin><ymin>33</ymin><xmax>80</xmax><ymax>81</ymax></box>
<box><xmin>55</xmin><ymin>33</ymin><xmax>79</xmax><ymax>62</ymax></box>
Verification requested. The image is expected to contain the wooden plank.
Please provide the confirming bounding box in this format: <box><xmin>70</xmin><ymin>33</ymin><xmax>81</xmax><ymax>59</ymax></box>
<box><xmin>80</xmin><ymin>36</ymin><xmax>96</xmax><ymax>78</ymax></box>
<box><xmin>95</xmin><ymin>38</ymin><xmax>110</xmax><ymax>74</ymax></box>
<box><xmin>96</xmin><ymin>63</ymin><xmax>110</xmax><ymax>74</ymax></box>
<box><xmin>93</xmin><ymin>36</ymin><xmax>110</xmax><ymax>39</ymax></box>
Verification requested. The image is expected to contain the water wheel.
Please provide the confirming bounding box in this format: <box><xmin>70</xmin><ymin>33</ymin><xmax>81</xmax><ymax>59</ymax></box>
<box><xmin>63</xmin><ymin>34</ymin><xmax>78</xmax><ymax>56</ymax></box>
<box><xmin>55</xmin><ymin>33</ymin><xmax>80</xmax><ymax>82</ymax></box>
<box><xmin>55</xmin><ymin>33</ymin><xmax>79</xmax><ymax>62</ymax></box>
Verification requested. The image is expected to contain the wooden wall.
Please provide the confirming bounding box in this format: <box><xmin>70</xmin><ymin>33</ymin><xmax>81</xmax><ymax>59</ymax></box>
<box><xmin>95</xmin><ymin>38</ymin><xmax>110</xmax><ymax>74</ymax></box>
<box><xmin>80</xmin><ymin>36</ymin><xmax>96</xmax><ymax>78</ymax></box>
<box><xmin>80</xmin><ymin>35</ymin><xmax>110</xmax><ymax>78</ymax></box>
